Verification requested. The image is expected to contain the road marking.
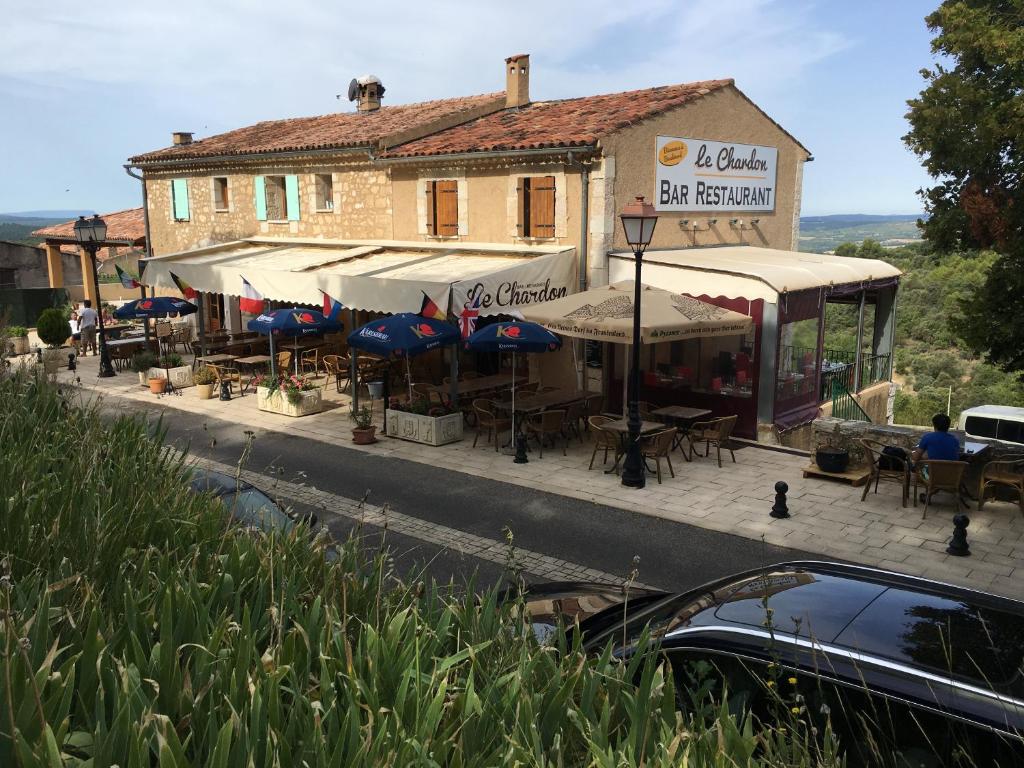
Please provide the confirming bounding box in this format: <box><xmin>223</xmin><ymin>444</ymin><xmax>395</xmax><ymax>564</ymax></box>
<box><xmin>191</xmin><ymin>454</ymin><xmax>654</xmax><ymax>589</ymax></box>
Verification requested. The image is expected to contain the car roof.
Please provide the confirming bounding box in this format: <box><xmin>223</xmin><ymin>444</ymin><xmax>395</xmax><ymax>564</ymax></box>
<box><xmin>188</xmin><ymin>468</ymin><xmax>255</xmax><ymax>497</ymax></box>
<box><xmin>959</xmin><ymin>405</ymin><xmax>1024</xmax><ymax>420</ymax></box>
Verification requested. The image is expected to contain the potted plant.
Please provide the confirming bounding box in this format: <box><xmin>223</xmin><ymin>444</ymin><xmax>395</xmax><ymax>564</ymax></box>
<box><xmin>385</xmin><ymin>398</ymin><xmax>463</xmax><ymax>446</ymax></box>
<box><xmin>254</xmin><ymin>372</ymin><xmax>323</xmax><ymax>417</ymax></box>
<box><xmin>147</xmin><ymin>352</ymin><xmax>194</xmax><ymax>389</ymax></box>
<box><xmin>35</xmin><ymin>308</ymin><xmax>70</xmax><ymax>376</ymax></box>
<box><xmin>7</xmin><ymin>326</ymin><xmax>28</xmax><ymax>356</ymax></box>
<box><xmin>351</xmin><ymin>404</ymin><xmax>377</xmax><ymax>444</ymax></box>
<box><xmin>193</xmin><ymin>365</ymin><xmax>217</xmax><ymax>399</ymax></box>
<box><xmin>130</xmin><ymin>351</ymin><xmax>159</xmax><ymax>386</ymax></box>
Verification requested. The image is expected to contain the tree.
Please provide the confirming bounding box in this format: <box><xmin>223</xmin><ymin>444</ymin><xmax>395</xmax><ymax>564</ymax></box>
<box><xmin>904</xmin><ymin>1</ymin><xmax>1024</xmax><ymax>374</ymax></box>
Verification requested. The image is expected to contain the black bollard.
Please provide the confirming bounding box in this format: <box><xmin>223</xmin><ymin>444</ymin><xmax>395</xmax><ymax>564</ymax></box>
<box><xmin>67</xmin><ymin>353</ymin><xmax>76</xmax><ymax>371</ymax></box>
<box><xmin>513</xmin><ymin>433</ymin><xmax>529</xmax><ymax>464</ymax></box>
<box><xmin>770</xmin><ymin>481</ymin><xmax>790</xmax><ymax>519</ymax></box>
<box><xmin>947</xmin><ymin>513</ymin><xmax>971</xmax><ymax>557</ymax></box>
<box><xmin>219</xmin><ymin>380</ymin><xmax>232</xmax><ymax>401</ymax></box>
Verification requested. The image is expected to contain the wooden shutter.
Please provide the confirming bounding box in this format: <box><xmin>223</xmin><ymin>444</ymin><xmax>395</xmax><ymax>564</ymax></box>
<box><xmin>530</xmin><ymin>175</ymin><xmax>556</xmax><ymax>238</ymax></box>
<box><xmin>171</xmin><ymin>179</ymin><xmax>190</xmax><ymax>221</ymax></box>
<box><xmin>515</xmin><ymin>177</ymin><xmax>527</xmax><ymax>235</ymax></box>
<box><xmin>254</xmin><ymin>176</ymin><xmax>267</xmax><ymax>221</ymax></box>
<box><xmin>436</xmin><ymin>179</ymin><xmax>459</xmax><ymax>236</ymax></box>
<box><xmin>425</xmin><ymin>181</ymin><xmax>436</xmax><ymax>236</ymax></box>
<box><xmin>285</xmin><ymin>175</ymin><xmax>301</xmax><ymax>221</ymax></box>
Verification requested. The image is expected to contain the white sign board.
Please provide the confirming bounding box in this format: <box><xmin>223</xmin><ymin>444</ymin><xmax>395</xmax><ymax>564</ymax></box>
<box><xmin>655</xmin><ymin>136</ymin><xmax>778</xmax><ymax>212</ymax></box>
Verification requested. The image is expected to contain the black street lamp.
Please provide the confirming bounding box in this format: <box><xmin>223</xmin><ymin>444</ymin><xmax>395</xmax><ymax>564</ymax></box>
<box><xmin>618</xmin><ymin>195</ymin><xmax>658</xmax><ymax>488</ymax></box>
<box><xmin>73</xmin><ymin>214</ymin><xmax>116</xmax><ymax>378</ymax></box>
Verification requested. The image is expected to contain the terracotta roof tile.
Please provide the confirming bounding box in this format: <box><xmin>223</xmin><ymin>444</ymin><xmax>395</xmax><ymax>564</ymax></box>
<box><xmin>382</xmin><ymin>79</ymin><xmax>734</xmax><ymax>158</ymax></box>
<box><xmin>32</xmin><ymin>207</ymin><xmax>146</xmax><ymax>244</ymax></box>
<box><xmin>129</xmin><ymin>93</ymin><xmax>504</xmax><ymax>163</ymax></box>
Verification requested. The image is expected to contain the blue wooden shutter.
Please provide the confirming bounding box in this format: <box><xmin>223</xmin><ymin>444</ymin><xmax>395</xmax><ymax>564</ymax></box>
<box><xmin>171</xmin><ymin>179</ymin><xmax>190</xmax><ymax>221</ymax></box>
<box><xmin>285</xmin><ymin>175</ymin><xmax>300</xmax><ymax>221</ymax></box>
<box><xmin>254</xmin><ymin>176</ymin><xmax>267</xmax><ymax>221</ymax></box>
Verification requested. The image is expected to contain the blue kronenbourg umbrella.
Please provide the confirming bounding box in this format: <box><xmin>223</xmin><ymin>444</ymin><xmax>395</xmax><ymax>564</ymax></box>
<box><xmin>112</xmin><ymin>296</ymin><xmax>197</xmax><ymax>319</ymax></box>
<box><xmin>464</xmin><ymin>321</ymin><xmax>562</xmax><ymax>419</ymax></box>
<box><xmin>347</xmin><ymin>313</ymin><xmax>460</xmax><ymax>401</ymax></box>
<box><xmin>247</xmin><ymin>308</ymin><xmax>342</xmax><ymax>376</ymax></box>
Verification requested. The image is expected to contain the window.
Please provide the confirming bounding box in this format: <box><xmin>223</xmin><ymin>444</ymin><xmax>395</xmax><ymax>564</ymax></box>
<box><xmin>255</xmin><ymin>175</ymin><xmax>300</xmax><ymax>222</ymax></box>
<box><xmin>516</xmin><ymin>175</ymin><xmax>555</xmax><ymax>238</ymax></box>
<box><xmin>171</xmin><ymin>178</ymin><xmax>190</xmax><ymax>221</ymax></box>
<box><xmin>425</xmin><ymin>179</ymin><xmax>459</xmax><ymax>236</ymax></box>
<box><xmin>213</xmin><ymin>177</ymin><xmax>229</xmax><ymax>211</ymax></box>
<box><xmin>0</xmin><ymin>268</ymin><xmax>15</xmax><ymax>289</ymax></box>
<box><xmin>315</xmin><ymin>174</ymin><xmax>334</xmax><ymax>211</ymax></box>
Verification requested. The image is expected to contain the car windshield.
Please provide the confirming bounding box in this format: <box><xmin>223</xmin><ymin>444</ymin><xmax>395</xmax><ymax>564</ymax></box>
<box><xmin>221</xmin><ymin>488</ymin><xmax>295</xmax><ymax>536</ymax></box>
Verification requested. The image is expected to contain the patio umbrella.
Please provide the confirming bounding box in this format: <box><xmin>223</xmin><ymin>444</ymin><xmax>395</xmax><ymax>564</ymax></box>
<box><xmin>247</xmin><ymin>308</ymin><xmax>342</xmax><ymax>376</ymax></box>
<box><xmin>112</xmin><ymin>296</ymin><xmax>197</xmax><ymax>319</ymax></box>
<box><xmin>464</xmin><ymin>321</ymin><xmax>562</xmax><ymax>420</ymax></box>
<box><xmin>347</xmin><ymin>313</ymin><xmax>460</xmax><ymax>401</ymax></box>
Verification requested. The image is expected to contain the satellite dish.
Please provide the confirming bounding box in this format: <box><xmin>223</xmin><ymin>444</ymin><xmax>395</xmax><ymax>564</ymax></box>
<box><xmin>347</xmin><ymin>78</ymin><xmax>359</xmax><ymax>102</ymax></box>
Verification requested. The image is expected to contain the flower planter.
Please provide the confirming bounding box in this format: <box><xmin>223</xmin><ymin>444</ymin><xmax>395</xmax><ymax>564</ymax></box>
<box><xmin>11</xmin><ymin>337</ymin><xmax>29</xmax><ymax>356</ymax></box>
<box><xmin>41</xmin><ymin>349</ymin><xmax>62</xmax><ymax>376</ymax></box>
<box><xmin>195</xmin><ymin>383</ymin><xmax>215</xmax><ymax>400</ymax></box>
<box><xmin>256</xmin><ymin>387</ymin><xmax>322</xmax><ymax>417</ymax></box>
<box><xmin>147</xmin><ymin>365</ymin><xmax>194</xmax><ymax>389</ymax></box>
<box><xmin>385</xmin><ymin>409</ymin><xmax>463</xmax><ymax>446</ymax></box>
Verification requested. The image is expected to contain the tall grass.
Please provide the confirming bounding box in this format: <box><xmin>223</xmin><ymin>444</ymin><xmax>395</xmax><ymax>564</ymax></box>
<box><xmin>0</xmin><ymin>371</ymin><xmax>840</xmax><ymax>766</ymax></box>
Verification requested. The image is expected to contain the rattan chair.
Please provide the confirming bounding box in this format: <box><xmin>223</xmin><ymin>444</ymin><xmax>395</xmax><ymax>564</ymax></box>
<box><xmin>978</xmin><ymin>454</ymin><xmax>1024</xmax><ymax>514</ymax></box>
<box><xmin>686</xmin><ymin>415</ymin><xmax>738</xmax><ymax>468</ymax></box>
<box><xmin>913</xmin><ymin>459</ymin><xmax>968</xmax><ymax>519</ymax></box>
<box><xmin>300</xmin><ymin>348</ymin><xmax>320</xmax><ymax>377</ymax></box>
<box><xmin>155</xmin><ymin>322</ymin><xmax>173</xmax><ymax>355</ymax></box>
<box><xmin>583</xmin><ymin>394</ymin><xmax>605</xmax><ymax>430</ymax></box>
<box><xmin>860</xmin><ymin>439</ymin><xmax>911</xmax><ymax>508</ymax></box>
<box><xmin>564</xmin><ymin>399</ymin><xmax>587</xmax><ymax>443</ymax></box>
<box><xmin>588</xmin><ymin>416</ymin><xmax>620</xmax><ymax>471</ymax></box>
<box><xmin>321</xmin><ymin>354</ymin><xmax>350</xmax><ymax>393</ymax></box>
<box><xmin>210</xmin><ymin>364</ymin><xmax>243</xmax><ymax>397</ymax></box>
<box><xmin>526</xmin><ymin>409</ymin><xmax>568</xmax><ymax>458</ymax></box>
<box><xmin>640</xmin><ymin>428</ymin><xmax>677</xmax><ymax>484</ymax></box>
<box><xmin>276</xmin><ymin>350</ymin><xmax>292</xmax><ymax>373</ymax></box>
<box><xmin>472</xmin><ymin>398</ymin><xmax>512</xmax><ymax>452</ymax></box>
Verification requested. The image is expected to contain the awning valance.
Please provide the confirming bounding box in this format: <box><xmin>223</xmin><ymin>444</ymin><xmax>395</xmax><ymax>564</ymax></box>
<box><xmin>142</xmin><ymin>238</ymin><xmax>576</xmax><ymax>317</ymax></box>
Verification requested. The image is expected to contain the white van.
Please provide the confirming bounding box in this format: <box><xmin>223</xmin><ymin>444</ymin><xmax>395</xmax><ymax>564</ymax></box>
<box><xmin>957</xmin><ymin>405</ymin><xmax>1024</xmax><ymax>445</ymax></box>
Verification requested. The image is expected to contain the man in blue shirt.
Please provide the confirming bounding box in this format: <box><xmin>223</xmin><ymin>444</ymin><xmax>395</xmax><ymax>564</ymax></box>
<box><xmin>912</xmin><ymin>413</ymin><xmax>961</xmax><ymax>463</ymax></box>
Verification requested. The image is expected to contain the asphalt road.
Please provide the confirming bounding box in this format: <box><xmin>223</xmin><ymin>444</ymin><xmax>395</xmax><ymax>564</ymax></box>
<box><xmin>131</xmin><ymin>403</ymin><xmax>829</xmax><ymax>592</ymax></box>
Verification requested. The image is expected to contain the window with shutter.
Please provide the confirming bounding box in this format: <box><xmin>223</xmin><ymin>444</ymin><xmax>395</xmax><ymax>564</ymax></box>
<box><xmin>213</xmin><ymin>177</ymin><xmax>229</xmax><ymax>211</ymax></box>
<box><xmin>516</xmin><ymin>176</ymin><xmax>556</xmax><ymax>238</ymax></box>
<box><xmin>425</xmin><ymin>180</ymin><xmax>459</xmax><ymax>237</ymax></box>
<box><xmin>171</xmin><ymin>178</ymin><xmax>190</xmax><ymax>221</ymax></box>
<box><xmin>314</xmin><ymin>174</ymin><xmax>334</xmax><ymax>211</ymax></box>
<box><xmin>264</xmin><ymin>176</ymin><xmax>287</xmax><ymax>220</ymax></box>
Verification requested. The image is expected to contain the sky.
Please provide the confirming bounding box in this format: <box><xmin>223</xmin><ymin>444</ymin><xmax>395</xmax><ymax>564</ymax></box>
<box><xmin>0</xmin><ymin>0</ymin><xmax>939</xmax><ymax>217</ymax></box>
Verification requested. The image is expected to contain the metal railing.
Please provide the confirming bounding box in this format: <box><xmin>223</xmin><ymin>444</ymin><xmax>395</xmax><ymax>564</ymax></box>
<box><xmin>831</xmin><ymin>378</ymin><xmax>871</xmax><ymax>422</ymax></box>
<box><xmin>779</xmin><ymin>345</ymin><xmax>891</xmax><ymax>403</ymax></box>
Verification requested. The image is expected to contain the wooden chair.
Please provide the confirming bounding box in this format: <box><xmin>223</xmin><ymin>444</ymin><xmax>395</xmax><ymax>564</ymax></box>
<box><xmin>686</xmin><ymin>415</ymin><xmax>738</xmax><ymax>467</ymax></box>
<box><xmin>526</xmin><ymin>409</ymin><xmax>568</xmax><ymax>458</ymax></box>
<box><xmin>641</xmin><ymin>428</ymin><xmax>677</xmax><ymax>484</ymax></box>
<box><xmin>321</xmin><ymin>354</ymin><xmax>350</xmax><ymax>393</ymax></box>
<box><xmin>210</xmin><ymin>364</ymin><xmax>243</xmax><ymax>397</ymax></box>
<box><xmin>913</xmin><ymin>460</ymin><xmax>968</xmax><ymax>519</ymax></box>
<box><xmin>155</xmin><ymin>322</ymin><xmax>173</xmax><ymax>355</ymax></box>
<box><xmin>275</xmin><ymin>350</ymin><xmax>292</xmax><ymax>373</ymax></box>
<box><xmin>978</xmin><ymin>454</ymin><xmax>1024</xmax><ymax>514</ymax></box>
<box><xmin>860</xmin><ymin>439</ymin><xmax>911</xmax><ymax>508</ymax></box>
<box><xmin>564</xmin><ymin>399</ymin><xmax>587</xmax><ymax>443</ymax></box>
<box><xmin>588</xmin><ymin>416</ymin><xmax>620</xmax><ymax>471</ymax></box>
<box><xmin>472</xmin><ymin>399</ymin><xmax>512</xmax><ymax>452</ymax></box>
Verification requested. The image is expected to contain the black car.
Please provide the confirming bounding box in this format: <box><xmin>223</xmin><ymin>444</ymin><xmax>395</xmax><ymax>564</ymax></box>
<box><xmin>523</xmin><ymin>562</ymin><xmax>1024</xmax><ymax>766</ymax></box>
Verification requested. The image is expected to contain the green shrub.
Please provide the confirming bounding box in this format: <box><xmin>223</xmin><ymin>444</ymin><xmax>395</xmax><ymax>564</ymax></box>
<box><xmin>129</xmin><ymin>350</ymin><xmax>158</xmax><ymax>373</ymax></box>
<box><xmin>158</xmin><ymin>352</ymin><xmax>184</xmax><ymax>368</ymax></box>
<box><xmin>193</xmin><ymin>365</ymin><xmax>217</xmax><ymax>385</ymax></box>
<box><xmin>35</xmin><ymin>308</ymin><xmax>70</xmax><ymax>348</ymax></box>
<box><xmin>7</xmin><ymin>325</ymin><xmax>27</xmax><ymax>338</ymax></box>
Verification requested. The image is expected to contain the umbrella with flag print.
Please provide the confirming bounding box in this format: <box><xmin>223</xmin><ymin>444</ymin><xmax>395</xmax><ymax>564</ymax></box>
<box><xmin>113</xmin><ymin>296</ymin><xmax>197</xmax><ymax>319</ymax></box>
<box><xmin>464</xmin><ymin>321</ymin><xmax>562</xmax><ymax>431</ymax></box>
<box><xmin>247</xmin><ymin>308</ymin><xmax>342</xmax><ymax>376</ymax></box>
<box><xmin>347</xmin><ymin>313</ymin><xmax>460</xmax><ymax>402</ymax></box>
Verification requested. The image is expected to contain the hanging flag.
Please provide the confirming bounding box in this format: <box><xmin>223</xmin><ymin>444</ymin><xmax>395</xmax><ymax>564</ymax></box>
<box><xmin>419</xmin><ymin>290</ymin><xmax>447</xmax><ymax>322</ymax></box>
<box><xmin>115</xmin><ymin>264</ymin><xmax>141</xmax><ymax>289</ymax></box>
<box><xmin>458</xmin><ymin>293</ymin><xmax>482</xmax><ymax>339</ymax></box>
<box><xmin>320</xmin><ymin>290</ymin><xmax>344</xmax><ymax>322</ymax></box>
<box><xmin>169</xmin><ymin>271</ymin><xmax>197</xmax><ymax>300</ymax></box>
<box><xmin>239</xmin><ymin>276</ymin><xmax>265</xmax><ymax>314</ymax></box>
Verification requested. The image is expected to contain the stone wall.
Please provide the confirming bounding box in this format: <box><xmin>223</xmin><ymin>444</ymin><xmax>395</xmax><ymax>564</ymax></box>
<box><xmin>0</xmin><ymin>241</ymin><xmax>81</xmax><ymax>288</ymax></box>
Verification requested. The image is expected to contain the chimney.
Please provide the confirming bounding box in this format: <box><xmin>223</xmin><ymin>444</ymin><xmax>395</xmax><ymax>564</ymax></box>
<box><xmin>172</xmin><ymin>132</ymin><xmax>193</xmax><ymax>146</ymax></box>
<box><xmin>356</xmin><ymin>75</ymin><xmax>384</xmax><ymax>112</ymax></box>
<box><xmin>505</xmin><ymin>54</ymin><xmax>530</xmax><ymax>109</ymax></box>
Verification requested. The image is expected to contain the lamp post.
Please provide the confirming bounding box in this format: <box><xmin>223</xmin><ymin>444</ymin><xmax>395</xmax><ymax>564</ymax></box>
<box><xmin>73</xmin><ymin>214</ymin><xmax>116</xmax><ymax>378</ymax></box>
<box><xmin>618</xmin><ymin>196</ymin><xmax>658</xmax><ymax>488</ymax></box>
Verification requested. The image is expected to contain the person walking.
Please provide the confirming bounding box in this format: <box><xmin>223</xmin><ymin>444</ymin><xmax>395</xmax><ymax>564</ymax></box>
<box><xmin>78</xmin><ymin>300</ymin><xmax>98</xmax><ymax>356</ymax></box>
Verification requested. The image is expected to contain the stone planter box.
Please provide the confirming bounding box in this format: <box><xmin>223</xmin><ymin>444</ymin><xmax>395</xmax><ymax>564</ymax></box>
<box><xmin>386</xmin><ymin>409</ymin><xmax>463</xmax><ymax>446</ymax></box>
<box><xmin>148</xmin><ymin>365</ymin><xmax>194</xmax><ymax>389</ymax></box>
<box><xmin>257</xmin><ymin>387</ymin><xmax>323</xmax><ymax>417</ymax></box>
<box><xmin>11</xmin><ymin>336</ymin><xmax>29</xmax><ymax>356</ymax></box>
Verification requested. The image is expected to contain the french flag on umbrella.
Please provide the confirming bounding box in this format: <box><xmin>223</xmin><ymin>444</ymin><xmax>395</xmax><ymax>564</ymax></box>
<box><xmin>321</xmin><ymin>290</ymin><xmax>344</xmax><ymax>322</ymax></box>
<box><xmin>239</xmin><ymin>275</ymin><xmax>265</xmax><ymax>314</ymax></box>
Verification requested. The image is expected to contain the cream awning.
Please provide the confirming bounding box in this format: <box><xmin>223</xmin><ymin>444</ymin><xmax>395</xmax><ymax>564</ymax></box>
<box><xmin>142</xmin><ymin>238</ymin><xmax>576</xmax><ymax>316</ymax></box>
<box><xmin>520</xmin><ymin>281</ymin><xmax>752</xmax><ymax>344</ymax></box>
<box><xmin>608</xmin><ymin>245</ymin><xmax>902</xmax><ymax>303</ymax></box>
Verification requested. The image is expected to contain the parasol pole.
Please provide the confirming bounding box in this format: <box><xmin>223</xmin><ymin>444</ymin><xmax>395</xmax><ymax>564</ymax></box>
<box><xmin>405</xmin><ymin>355</ymin><xmax>413</xmax><ymax>403</ymax></box>
<box><xmin>511</xmin><ymin>349</ymin><xmax>516</xmax><ymax>426</ymax></box>
<box><xmin>294</xmin><ymin>337</ymin><xmax>300</xmax><ymax>376</ymax></box>
<box><xmin>269</xmin><ymin>331</ymin><xmax>276</xmax><ymax>377</ymax></box>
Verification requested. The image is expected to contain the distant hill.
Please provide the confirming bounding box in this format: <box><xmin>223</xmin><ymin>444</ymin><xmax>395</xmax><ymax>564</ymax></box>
<box><xmin>798</xmin><ymin>213</ymin><xmax>923</xmax><ymax>253</ymax></box>
<box><xmin>0</xmin><ymin>214</ymin><xmax>71</xmax><ymax>247</ymax></box>
<box><xmin>1</xmin><ymin>210</ymin><xmax>93</xmax><ymax>220</ymax></box>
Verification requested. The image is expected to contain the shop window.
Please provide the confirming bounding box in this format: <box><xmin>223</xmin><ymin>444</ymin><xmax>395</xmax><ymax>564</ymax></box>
<box><xmin>516</xmin><ymin>175</ymin><xmax>555</xmax><ymax>238</ymax></box>
<box><xmin>255</xmin><ymin>175</ymin><xmax>300</xmax><ymax>222</ymax></box>
<box><xmin>645</xmin><ymin>331</ymin><xmax>755</xmax><ymax>399</ymax></box>
<box><xmin>213</xmin><ymin>177</ymin><xmax>229</xmax><ymax>211</ymax></box>
<box><xmin>425</xmin><ymin>179</ymin><xmax>459</xmax><ymax>236</ymax></box>
<box><xmin>171</xmin><ymin>178</ymin><xmax>190</xmax><ymax>221</ymax></box>
<box><xmin>0</xmin><ymin>268</ymin><xmax>16</xmax><ymax>289</ymax></box>
<box><xmin>315</xmin><ymin>174</ymin><xmax>334</xmax><ymax>211</ymax></box>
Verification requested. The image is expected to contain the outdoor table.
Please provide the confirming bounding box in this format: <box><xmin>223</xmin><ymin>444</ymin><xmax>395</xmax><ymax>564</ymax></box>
<box><xmin>105</xmin><ymin>338</ymin><xmax>146</xmax><ymax>349</ymax></box>
<box><xmin>235</xmin><ymin>355</ymin><xmax>273</xmax><ymax>393</ymax></box>
<box><xmin>600</xmin><ymin>419</ymin><xmax>666</xmax><ymax>475</ymax></box>
<box><xmin>429</xmin><ymin>374</ymin><xmax>514</xmax><ymax>401</ymax></box>
<box><xmin>503</xmin><ymin>389</ymin><xmax>589</xmax><ymax>414</ymax></box>
<box><xmin>194</xmin><ymin>353</ymin><xmax>238</xmax><ymax>369</ymax></box>
<box><xmin>651</xmin><ymin>405</ymin><xmax>713</xmax><ymax>457</ymax></box>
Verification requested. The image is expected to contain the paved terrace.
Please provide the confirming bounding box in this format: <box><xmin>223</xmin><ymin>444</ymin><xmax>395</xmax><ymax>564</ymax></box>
<box><xmin>38</xmin><ymin>350</ymin><xmax>1024</xmax><ymax>601</ymax></box>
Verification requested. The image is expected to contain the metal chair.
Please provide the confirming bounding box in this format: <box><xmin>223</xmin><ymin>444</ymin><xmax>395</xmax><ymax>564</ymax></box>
<box><xmin>686</xmin><ymin>415</ymin><xmax>738</xmax><ymax>467</ymax></box>
<box><xmin>640</xmin><ymin>427</ymin><xmax>677</xmax><ymax>484</ymax></box>
<box><xmin>526</xmin><ymin>409</ymin><xmax>568</xmax><ymax>458</ymax></box>
<box><xmin>472</xmin><ymin>399</ymin><xmax>512</xmax><ymax>452</ymax></box>
<box><xmin>978</xmin><ymin>454</ymin><xmax>1024</xmax><ymax>514</ymax></box>
<box><xmin>914</xmin><ymin>460</ymin><xmax>968</xmax><ymax>519</ymax></box>
<box><xmin>588</xmin><ymin>416</ymin><xmax>620</xmax><ymax>471</ymax></box>
<box><xmin>860</xmin><ymin>439</ymin><xmax>911</xmax><ymax>508</ymax></box>
<box><xmin>564</xmin><ymin>399</ymin><xmax>587</xmax><ymax>443</ymax></box>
